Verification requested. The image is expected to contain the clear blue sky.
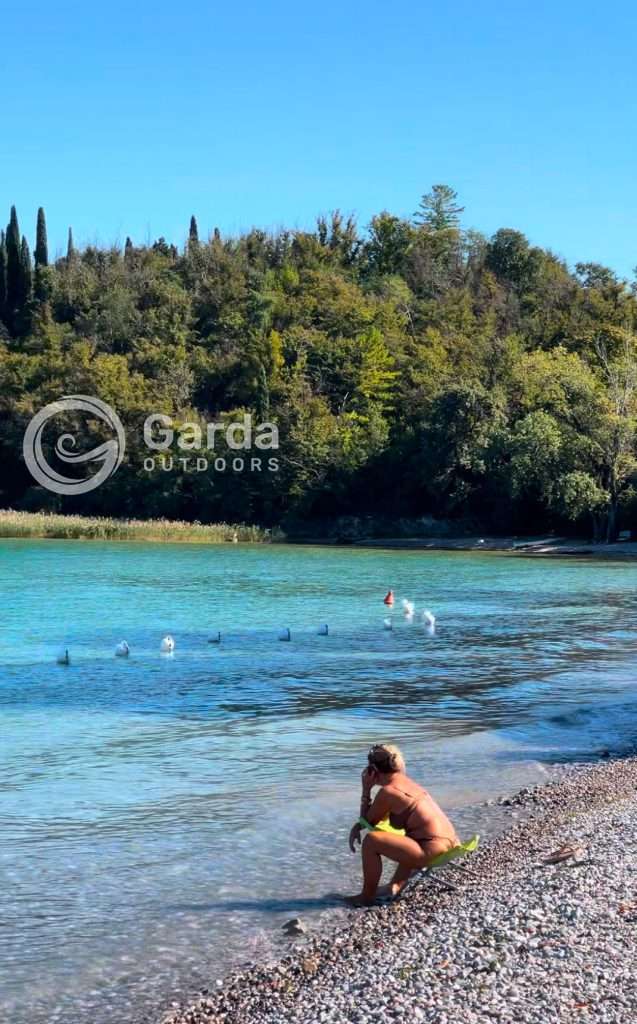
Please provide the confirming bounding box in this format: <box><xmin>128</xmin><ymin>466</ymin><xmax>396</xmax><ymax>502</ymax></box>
<box><xmin>3</xmin><ymin>0</ymin><xmax>637</xmax><ymax>277</ymax></box>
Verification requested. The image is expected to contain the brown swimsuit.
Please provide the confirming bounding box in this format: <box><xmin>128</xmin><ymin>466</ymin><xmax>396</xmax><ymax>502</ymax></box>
<box><xmin>388</xmin><ymin>786</ymin><xmax>455</xmax><ymax>849</ymax></box>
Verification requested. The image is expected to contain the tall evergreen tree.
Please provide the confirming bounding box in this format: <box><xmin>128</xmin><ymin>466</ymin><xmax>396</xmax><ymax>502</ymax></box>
<box><xmin>414</xmin><ymin>184</ymin><xmax>464</xmax><ymax>230</ymax></box>
<box><xmin>35</xmin><ymin>207</ymin><xmax>49</xmax><ymax>267</ymax></box>
<box><xmin>124</xmin><ymin>236</ymin><xmax>133</xmax><ymax>263</ymax></box>
<box><xmin>5</xmin><ymin>206</ymin><xmax>22</xmax><ymax>325</ymax></box>
<box><xmin>0</xmin><ymin>230</ymin><xmax>6</xmax><ymax>323</ymax></box>
<box><xmin>66</xmin><ymin>227</ymin><xmax>75</xmax><ymax>261</ymax></box>
<box><xmin>19</xmin><ymin>236</ymin><xmax>33</xmax><ymax>320</ymax></box>
<box><xmin>189</xmin><ymin>215</ymin><xmax>199</xmax><ymax>247</ymax></box>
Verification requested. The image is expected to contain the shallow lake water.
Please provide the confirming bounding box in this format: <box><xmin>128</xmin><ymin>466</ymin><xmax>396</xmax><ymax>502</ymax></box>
<box><xmin>2</xmin><ymin>540</ymin><xmax>637</xmax><ymax>1023</ymax></box>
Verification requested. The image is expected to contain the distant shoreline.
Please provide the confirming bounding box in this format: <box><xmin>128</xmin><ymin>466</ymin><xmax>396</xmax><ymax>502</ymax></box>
<box><xmin>2</xmin><ymin>511</ymin><xmax>636</xmax><ymax>558</ymax></box>
<box><xmin>350</xmin><ymin>535</ymin><xmax>637</xmax><ymax>559</ymax></box>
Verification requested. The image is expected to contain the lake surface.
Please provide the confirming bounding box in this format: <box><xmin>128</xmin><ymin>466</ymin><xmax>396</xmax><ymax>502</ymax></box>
<box><xmin>2</xmin><ymin>540</ymin><xmax>637</xmax><ymax>1024</ymax></box>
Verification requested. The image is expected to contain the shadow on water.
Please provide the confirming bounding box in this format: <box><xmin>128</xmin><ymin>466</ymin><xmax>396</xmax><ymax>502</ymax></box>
<box><xmin>168</xmin><ymin>894</ymin><xmax>346</xmax><ymax>915</ymax></box>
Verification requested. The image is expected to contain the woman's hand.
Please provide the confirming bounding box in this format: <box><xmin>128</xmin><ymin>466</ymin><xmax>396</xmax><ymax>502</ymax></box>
<box><xmin>348</xmin><ymin>822</ymin><xmax>362</xmax><ymax>853</ymax></box>
<box><xmin>361</xmin><ymin>766</ymin><xmax>376</xmax><ymax>794</ymax></box>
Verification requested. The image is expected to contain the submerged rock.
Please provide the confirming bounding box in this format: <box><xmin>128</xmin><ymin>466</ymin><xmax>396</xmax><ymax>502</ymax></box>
<box><xmin>282</xmin><ymin>917</ymin><xmax>307</xmax><ymax>936</ymax></box>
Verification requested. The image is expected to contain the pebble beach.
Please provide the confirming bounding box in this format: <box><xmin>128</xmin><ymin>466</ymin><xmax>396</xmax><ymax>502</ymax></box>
<box><xmin>161</xmin><ymin>756</ymin><xmax>637</xmax><ymax>1024</ymax></box>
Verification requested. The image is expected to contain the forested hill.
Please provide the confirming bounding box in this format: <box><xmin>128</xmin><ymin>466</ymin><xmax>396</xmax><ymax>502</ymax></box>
<box><xmin>1</xmin><ymin>186</ymin><xmax>636</xmax><ymax>540</ymax></box>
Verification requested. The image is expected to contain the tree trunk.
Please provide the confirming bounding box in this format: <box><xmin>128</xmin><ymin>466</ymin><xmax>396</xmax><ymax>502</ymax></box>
<box><xmin>605</xmin><ymin>499</ymin><xmax>618</xmax><ymax>544</ymax></box>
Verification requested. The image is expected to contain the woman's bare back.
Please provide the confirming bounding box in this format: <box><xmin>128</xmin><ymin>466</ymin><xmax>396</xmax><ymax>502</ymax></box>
<box><xmin>384</xmin><ymin>773</ymin><xmax>458</xmax><ymax>845</ymax></box>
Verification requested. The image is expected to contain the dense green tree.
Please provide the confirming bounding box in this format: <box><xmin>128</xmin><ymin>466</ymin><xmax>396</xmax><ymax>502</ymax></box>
<box><xmin>414</xmin><ymin>184</ymin><xmax>464</xmax><ymax>230</ymax></box>
<box><xmin>34</xmin><ymin>207</ymin><xmax>48</xmax><ymax>267</ymax></box>
<box><xmin>5</xmin><ymin>206</ymin><xmax>22</xmax><ymax>329</ymax></box>
<box><xmin>0</xmin><ymin>231</ymin><xmax>6</xmax><ymax>323</ymax></box>
<box><xmin>485</xmin><ymin>228</ymin><xmax>541</xmax><ymax>288</ymax></box>
<box><xmin>1</xmin><ymin>190</ymin><xmax>636</xmax><ymax>540</ymax></box>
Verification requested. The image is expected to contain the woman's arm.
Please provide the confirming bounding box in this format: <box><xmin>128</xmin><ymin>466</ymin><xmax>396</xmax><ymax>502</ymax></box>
<box><xmin>350</xmin><ymin>788</ymin><xmax>393</xmax><ymax>852</ymax></box>
<box><xmin>359</xmin><ymin>786</ymin><xmax>393</xmax><ymax>828</ymax></box>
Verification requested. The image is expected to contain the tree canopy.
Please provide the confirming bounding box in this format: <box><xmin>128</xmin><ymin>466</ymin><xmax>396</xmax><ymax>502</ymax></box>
<box><xmin>1</xmin><ymin>191</ymin><xmax>636</xmax><ymax>540</ymax></box>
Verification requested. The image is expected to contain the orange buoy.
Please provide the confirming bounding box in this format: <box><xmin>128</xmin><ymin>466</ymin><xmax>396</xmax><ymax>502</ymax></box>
<box><xmin>383</xmin><ymin>589</ymin><xmax>394</xmax><ymax>606</ymax></box>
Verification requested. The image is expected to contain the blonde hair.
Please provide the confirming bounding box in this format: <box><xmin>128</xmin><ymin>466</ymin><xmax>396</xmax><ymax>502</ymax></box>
<box><xmin>368</xmin><ymin>743</ymin><xmax>405</xmax><ymax>774</ymax></box>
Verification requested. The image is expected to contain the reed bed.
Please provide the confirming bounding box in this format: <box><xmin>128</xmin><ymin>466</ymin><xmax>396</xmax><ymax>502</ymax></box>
<box><xmin>0</xmin><ymin>509</ymin><xmax>276</xmax><ymax>543</ymax></box>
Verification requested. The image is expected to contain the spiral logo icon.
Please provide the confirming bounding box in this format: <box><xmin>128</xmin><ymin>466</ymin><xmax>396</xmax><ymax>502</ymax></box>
<box><xmin>23</xmin><ymin>395</ymin><xmax>126</xmax><ymax>496</ymax></box>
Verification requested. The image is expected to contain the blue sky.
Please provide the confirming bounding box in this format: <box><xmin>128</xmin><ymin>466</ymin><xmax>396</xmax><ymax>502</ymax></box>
<box><xmin>3</xmin><ymin>0</ymin><xmax>636</xmax><ymax>277</ymax></box>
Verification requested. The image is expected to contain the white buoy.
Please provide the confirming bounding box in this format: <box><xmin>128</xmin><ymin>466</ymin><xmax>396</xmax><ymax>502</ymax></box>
<box><xmin>402</xmin><ymin>599</ymin><xmax>415</xmax><ymax>618</ymax></box>
<box><xmin>160</xmin><ymin>635</ymin><xmax>175</xmax><ymax>653</ymax></box>
<box><xmin>318</xmin><ymin>624</ymin><xmax>329</xmax><ymax>636</ymax></box>
<box><xmin>422</xmin><ymin>610</ymin><xmax>436</xmax><ymax>628</ymax></box>
<box><xmin>278</xmin><ymin>628</ymin><xmax>291</xmax><ymax>642</ymax></box>
<box><xmin>115</xmin><ymin>640</ymin><xmax>130</xmax><ymax>657</ymax></box>
<box><xmin>383</xmin><ymin>618</ymin><xmax>393</xmax><ymax>631</ymax></box>
<box><xmin>208</xmin><ymin>631</ymin><xmax>221</xmax><ymax>644</ymax></box>
<box><xmin>56</xmin><ymin>648</ymin><xmax>70</xmax><ymax>666</ymax></box>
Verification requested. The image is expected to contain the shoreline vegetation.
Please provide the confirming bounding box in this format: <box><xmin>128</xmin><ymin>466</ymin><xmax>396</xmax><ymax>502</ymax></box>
<box><xmin>161</xmin><ymin>754</ymin><xmax>637</xmax><ymax>1024</ymax></box>
<box><xmin>0</xmin><ymin>509</ymin><xmax>274</xmax><ymax>543</ymax></box>
<box><xmin>4</xmin><ymin>510</ymin><xmax>637</xmax><ymax>558</ymax></box>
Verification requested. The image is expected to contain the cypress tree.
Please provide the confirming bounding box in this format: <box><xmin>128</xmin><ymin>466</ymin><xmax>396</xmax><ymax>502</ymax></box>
<box><xmin>5</xmin><ymin>206</ymin><xmax>22</xmax><ymax>321</ymax></box>
<box><xmin>124</xmin><ymin>236</ymin><xmax>133</xmax><ymax>264</ymax></box>
<box><xmin>19</xmin><ymin>236</ymin><xmax>33</xmax><ymax>311</ymax></box>
<box><xmin>189</xmin><ymin>215</ymin><xmax>199</xmax><ymax>247</ymax></box>
<box><xmin>35</xmin><ymin>207</ymin><xmax>48</xmax><ymax>267</ymax></box>
<box><xmin>0</xmin><ymin>231</ymin><xmax>6</xmax><ymax>323</ymax></box>
<box><xmin>67</xmin><ymin>227</ymin><xmax>76</xmax><ymax>262</ymax></box>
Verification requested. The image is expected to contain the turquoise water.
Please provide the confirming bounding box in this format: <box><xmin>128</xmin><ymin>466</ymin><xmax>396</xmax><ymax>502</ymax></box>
<box><xmin>2</xmin><ymin>541</ymin><xmax>637</xmax><ymax>1024</ymax></box>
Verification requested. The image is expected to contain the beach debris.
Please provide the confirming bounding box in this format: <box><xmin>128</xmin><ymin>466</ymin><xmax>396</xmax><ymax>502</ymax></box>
<box><xmin>160</xmin><ymin>635</ymin><xmax>175</xmax><ymax>653</ymax></box>
<box><xmin>301</xmin><ymin>955</ymin><xmax>320</xmax><ymax>975</ymax></box>
<box><xmin>115</xmin><ymin>640</ymin><xmax>130</xmax><ymax>657</ymax></box>
<box><xmin>541</xmin><ymin>842</ymin><xmax>586</xmax><ymax>865</ymax></box>
<box><xmin>282</xmin><ymin>917</ymin><xmax>306</xmax><ymax>936</ymax></box>
<box><xmin>56</xmin><ymin>648</ymin><xmax>70</xmax><ymax>665</ymax></box>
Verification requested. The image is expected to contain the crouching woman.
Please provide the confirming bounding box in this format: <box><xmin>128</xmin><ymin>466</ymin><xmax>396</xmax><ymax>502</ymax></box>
<box><xmin>346</xmin><ymin>744</ymin><xmax>459</xmax><ymax>906</ymax></box>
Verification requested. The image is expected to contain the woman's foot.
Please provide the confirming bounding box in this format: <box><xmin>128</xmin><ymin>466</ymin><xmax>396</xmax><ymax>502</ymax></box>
<box><xmin>375</xmin><ymin>882</ymin><xmax>402</xmax><ymax>901</ymax></box>
<box><xmin>343</xmin><ymin>892</ymin><xmax>375</xmax><ymax>907</ymax></box>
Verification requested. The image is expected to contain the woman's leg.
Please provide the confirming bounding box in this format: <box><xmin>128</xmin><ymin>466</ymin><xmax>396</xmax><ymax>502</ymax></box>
<box><xmin>345</xmin><ymin>832</ymin><xmax>434</xmax><ymax>906</ymax></box>
<box><xmin>380</xmin><ymin>860</ymin><xmax>414</xmax><ymax>898</ymax></box>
